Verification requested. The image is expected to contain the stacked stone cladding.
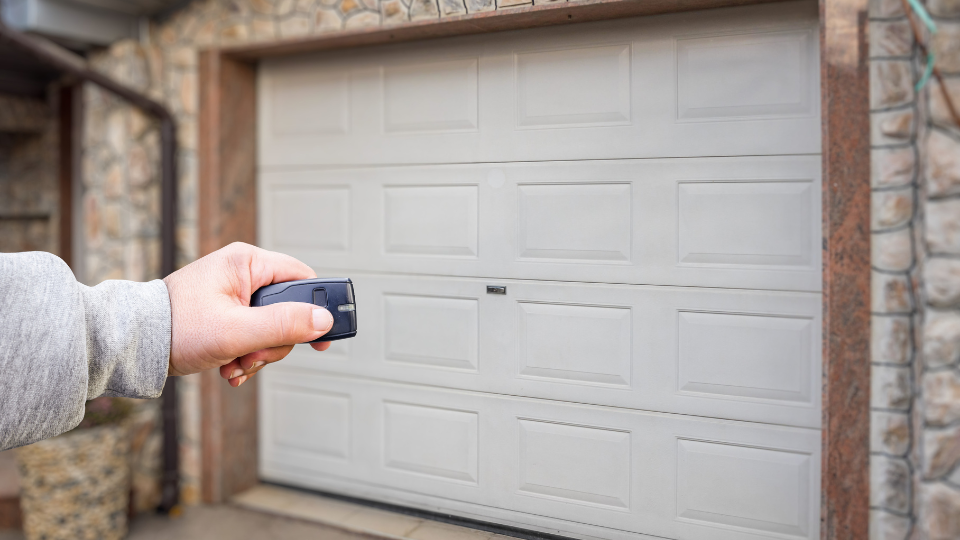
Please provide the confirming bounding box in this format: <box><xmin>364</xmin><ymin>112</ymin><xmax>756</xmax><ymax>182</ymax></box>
<box><xmin>869</xmin><ymin>0</ymin><xmax>960</xmax><ymax>538</ymax></box>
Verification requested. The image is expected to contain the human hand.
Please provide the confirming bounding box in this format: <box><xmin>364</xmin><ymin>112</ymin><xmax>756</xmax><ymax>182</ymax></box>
<box><xmin>163</xmin><ymin>242</ymin><xmax>333</xmax><ymax>386</ymax></box>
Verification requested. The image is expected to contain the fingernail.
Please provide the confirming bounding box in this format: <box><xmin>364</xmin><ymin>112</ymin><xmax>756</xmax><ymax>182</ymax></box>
<box><xmin>236</xmin><ymin>376</ymin><xmax>247</xmax><ymax>386</ymax></box>
<box><xmin>230</xmin><ymin>368</ymin><xmax>243</xmax><ymax>379</ymax></box>
<box><xmin>252</xmin><ymin>361</ymin><xmax>265</xmax><ymax>369</ymax></box>
<box><xmin>313</xmin><ymin>308</ymin><xmax>334</xmax><ymax>332</ymax></box>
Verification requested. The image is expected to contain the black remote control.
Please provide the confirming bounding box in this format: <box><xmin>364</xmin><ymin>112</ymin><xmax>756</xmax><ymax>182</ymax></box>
<box><xmin>250</xmin><ymin>278</ymin><xmax>356</xmax><ymax>342</ymax></box>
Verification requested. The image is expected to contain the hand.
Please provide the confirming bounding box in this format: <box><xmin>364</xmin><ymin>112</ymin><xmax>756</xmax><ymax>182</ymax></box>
<box><xmin>163</xmin><ymin>242</ymin><xmax>333</xmax><ymax>387</ymax></box>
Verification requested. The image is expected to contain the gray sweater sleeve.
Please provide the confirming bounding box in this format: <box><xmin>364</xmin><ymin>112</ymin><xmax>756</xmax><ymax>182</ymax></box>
<box><xmin>0</xmin><ymin>252</ymin><xmax>170</xmax><ymax>451</ymax></box>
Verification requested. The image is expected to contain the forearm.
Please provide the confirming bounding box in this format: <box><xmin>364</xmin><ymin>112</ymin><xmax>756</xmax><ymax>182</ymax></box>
<box><xmin>0</xmin><ymin>252</ymin><xmax>171</xmax><ymax>450</ymax></box>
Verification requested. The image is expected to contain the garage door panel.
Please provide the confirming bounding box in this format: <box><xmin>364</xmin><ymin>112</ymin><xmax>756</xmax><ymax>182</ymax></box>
<box><xmin>259</xmin><ymin>156</ymin><xmax>821</xmax><ymax>291</ymax></box>
<box><xmin>279</xmin><ymin>273</ymin><xmax>820</xmax><ymax>427</ymax></box>
<box><xmin>258</xmin><ymin>2</ymin><xmax>818</xmax><ymax>167</ymax></box>
<box><xmin>260</xmin><ymin>371</ymin><xmax>820</xmax><ymax>540</ymax></box>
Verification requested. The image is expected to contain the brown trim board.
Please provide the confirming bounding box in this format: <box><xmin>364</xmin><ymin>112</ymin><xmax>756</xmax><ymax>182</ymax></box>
<box><xmin>198</xmin><ymin>50</ymin><xmax>259</xmax><ymax>503</ymax></box>
<box><xmin>198</xmin><ymin>2</ymin><xmax>873</xmax><ymax>537</ymax></box>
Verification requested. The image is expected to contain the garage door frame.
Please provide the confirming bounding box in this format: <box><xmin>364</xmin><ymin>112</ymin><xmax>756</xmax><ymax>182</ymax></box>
<box><xmin>195</xmin><ymin>0</ymin><xmax>870</xmax><ymax>537</ymax></box>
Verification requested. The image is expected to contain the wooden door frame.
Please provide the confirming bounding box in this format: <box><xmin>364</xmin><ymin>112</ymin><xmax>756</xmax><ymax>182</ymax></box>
<box><xmin>198</xmin><ymin>0</ymin><xmax>871</xmax><ymax>537</ymax></box>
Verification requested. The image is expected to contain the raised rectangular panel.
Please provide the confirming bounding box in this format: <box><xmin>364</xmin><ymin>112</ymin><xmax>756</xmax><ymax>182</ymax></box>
<box><xmin>271</xmin><ymin>187</ymin><xmax>350</xmax><ymax>251</ymax></box>
<box><xmin>678</xmin><ymin>311</ymin><xmax>813</xmax><ymax>403</ymax></box>
<box><xmin>384</xmin><ymin>294</ymin><xmax>479</xmax><ymax>371</ymax></box>
<box><xmin>383</xmin><ymin>59</ymin><xmax>478</xmax><ymax>133</ymax></box>
<box><xmin>677</xmin><ymin>439</ymin><xmax>811</xmax><ymax>537</ymax></box>
<box><xmin>518</xmin><ymin>302</ymin><xmax>631</xmax><ymax>387</ymax></box>
<box><xmin>383</xmin><ymin>402</ymin><xmax>478</xmax><ymax>484</ymax></box>
<box><xmin>271</xmin><ymin>73</ymin><xmax>349</xmax><ymax>135</ymax></box>
<box><xmin>384</xmin><ymin>185</ymin><xmax>478</xmax><ymax>257</ymax></box>
<box><xmin>518</xmin><ymin>183</ymin><xmax>631</xmax><ymax>262</ymax></box>
<box><xmin>678</xmin><ymin>181</ymin><xmax>813</xmax><ymax>267</ymax></box>
<box><xmin>677</xmin><ymin>30</ymin><xmax>815</xmax><ymax>121</ymax></box>
<box><xmin>272</xmin><ymin>387</ymin><xmax>350</xmax><ymax>459</ymax></box>
<box><xmin>518</xmin><ymin>420</ymin><xmax>630</xmax><ymax>510</ymax></box>
<box><xmin>516</xmin><ymin>45</ymin><xmax>631</xmax><ymax>128</ymax></box>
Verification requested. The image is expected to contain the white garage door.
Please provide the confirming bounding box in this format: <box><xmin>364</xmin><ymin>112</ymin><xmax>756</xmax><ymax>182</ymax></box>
<box><xmin>256</xmin><ymin>2</ymin><xmax>822</xmax><ymax>539</ymax></box>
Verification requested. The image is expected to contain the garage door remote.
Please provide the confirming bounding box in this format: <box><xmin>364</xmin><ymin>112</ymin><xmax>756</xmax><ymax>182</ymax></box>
<box><xmin>251</xmin><ymin>278</ymin><xmax>357</xmax><ymax>342</ymax></box>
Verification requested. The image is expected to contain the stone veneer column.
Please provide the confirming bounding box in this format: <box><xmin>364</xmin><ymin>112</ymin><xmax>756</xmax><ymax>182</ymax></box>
<box><xmin>869</xmin><ymin>1</ymin><xmax>919</xmax><ymax>538</ymax></box>
<box><xmin>869</xmin><ymin>0</ymin><xmax>960</xmax><ymax>538</ymax></box>
<box><xmin>918</xmin><ymin>0</ymin><xmax>960</xmax><ymax>538</ymax></box>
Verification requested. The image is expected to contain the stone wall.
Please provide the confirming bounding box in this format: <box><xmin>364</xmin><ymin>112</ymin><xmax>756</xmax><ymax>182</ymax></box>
<box><xmin>869</xmin><ymin>0</ymin><xmax>960</xmax><ymax>539</ymax></box>
<box><xmin>0</xmin><ymin>93</ymin><xmax>59</xmax><ymax>255</ymax></box>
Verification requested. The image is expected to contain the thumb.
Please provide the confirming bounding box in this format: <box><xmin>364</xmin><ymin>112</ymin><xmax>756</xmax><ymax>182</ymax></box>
<box><xmin>226</xmin><ymin>302</ymin><xmax>334</xmax><ymax>355</ymax></box>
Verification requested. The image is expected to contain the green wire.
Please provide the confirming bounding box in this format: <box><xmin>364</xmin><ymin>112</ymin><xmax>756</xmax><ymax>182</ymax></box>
<box><xmin>906</xmin><ymin>0</ymin><xmax>937</xmax><ymax>91</ymax></box>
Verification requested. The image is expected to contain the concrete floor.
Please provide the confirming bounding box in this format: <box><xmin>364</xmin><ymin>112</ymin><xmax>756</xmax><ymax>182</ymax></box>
<box><xmin>0</xmin><ymin>505</ymin><xmax>382</xmax><ymax>540</ymax></box>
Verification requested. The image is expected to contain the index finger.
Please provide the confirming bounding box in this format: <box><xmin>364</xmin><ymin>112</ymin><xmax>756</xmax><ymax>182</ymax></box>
<box><xmin>249</xmin><ymin>247</ymin><xmax>317</xmax><ymax>290</ymax></box>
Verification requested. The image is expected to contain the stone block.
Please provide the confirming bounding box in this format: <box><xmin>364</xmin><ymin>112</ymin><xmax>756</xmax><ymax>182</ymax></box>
<box><xmin>920</xmin><ymin>482</ymin><xmax>960</xmax><ymax>540</ymax></box>
<box><xmin>194</xmin><ymin>19</ymin><xmax>219</xmax><ymax>47</ymax></box>
<box><xmin>925</xmin><ymin>258</ymin><xmax>960</xmax><ymax>308</ymax></box>
<box><xmin>873</xmin><ymin>271</ymin><xmax>914</xmax><ymax>314</ymax></box>
<box><xmin>339</xmin><ymin>0</ymin><xmax>360</xmax><ymax>15</ymax></box>
<box><xmin>466</xmin><ymin>0</ymin><xmax>495</xmax><ymax>11</ymax></box>
<box><xmin>106</xmin><ymin>110</ymin><xmax>127</xmax><ymax>154</ymax></box>
<box><xmin>930</xmin><ymin>77</ymin><xmax>960</xmax><ymax>131</ymax></box>
<box><xmin>925</xmin><ymin>310</ymin><xmax>960</xmax><ymax>369</ymax></box>
<box><xmin>168</xmin><ymin>46</ymin><xmax>197</xmax><ymax>69</ymax></box>
<box><xmin>870</xmin><ymin>455</ymin><xmax>911</xmax><ymax>513</ymax></box>
<box><xmin>928</xmin><ymin>130</ymin><xmax>960</xmax><ymax>197</ymax></box>
<box><xmin>872</xmin><ymin>364</ymin><xmax>912</xmax><ymax>410</ymax></box>
<box><xmin>872</xmin><ymin>146</ymin><xmax>916</xmax><ymax>188</ymax></box>
<box><xmin>872</xmin><ymin>188</ymin><xmax>914</xmax><ymax>230</ymax></box>
<box><xmin>221</xmin><ymin>20</ymin><xmax>251</xmax><ymax>42</ymax></box>
<box><xmin>872</xmin><ymin>108</ymin><xmax>915</xmax><ymax>145</ymax></box>
<box><xmin>409</xmin><ymin>0</ymin><xmax>439</xmax><ymax>19</ymax></box>
<box><xmin>869</xmin><ymin>0</ymin><xmax>905</xmax><ymax>17</ymax></box>
<box><xmin>933</xmin><ymin>22</ymin><xmax>960</xmax><ymax>75</ymax></box>
<box><xmin>872</xmin><ymin>228</ymin><xmax>913</xmax><ymax>272</ymax></box>
<box><xmin>251</xmin><ymin>0</ymin><xmax>276</xmax><ymax>14</ymax></box>
<box><xmin>344</xmin><ymin>10</ymin><xmax>380</xmax><ymax>28</ymax></box>
<box><xmin>280</xmin><ymin>14</ymin><xmax>312</xmax><ymax>37</ymax></box>
<box><xmin>871</xmin><ymin>60</ymin><xmax>915</xmax><ymax>109</ymax></box>
<box><xmin>870</xmin><ymin>20</ymin><xmax>913</xmax><ymax>58</ymax></box>
<box><xmin>927</xmin><ymin>198</ymin><xmax>960</xmax><ymax>254</ymax></box>
<box><xmin>103</xmin><ymin>203</ymin><xmax>122</xmax><ymax>239</ymax></box>
<box><xmin>381</xmin><ymin>0</ymin><xmax>407</xmax><ymax>23</ymax></box>
<box><xmin>251</xmin><ymin>17</ymin><xmax>277</xmax><ymax>41</ymax></box>
<box><xmin>316</xmin><ymin>7</ymin><xmax>343</xmax><ymax>31</ymax></box>
<box><xmin>297</xmin><ymin>0</ymin><xmax>316</xmax><ymax>12</ymax></box>
<box><xmin>929</xmin><ymin>0</ymin><xmax>960</xmax><ymax>16</ymax></box>
<box><xmin>924</xmin><ymin>426</ymin><xmax>960</xmax><ymax>479</ymax></box>
<box><xmin>924</xmin><ymin>370</ymin><xmax>960</xmax><ymax>426</ymax></box>
<box><xmin>179</xmin><ymin>72</ymin><xmax>197</xmax><ymax>116</ymax></box>
<box><xmin>873</xmin><ymin>314</ymin><xmax>912</xmax><ymax>365</ymax></box>
<box><xmin>871</xmin><ymin>410</ymin><xmax>911</xmax><ymax>455</ymax></box>
<box><xmin>104</xmin><ymin>163</ymin><xmax>123</xmax><ymax>198</ymax></box>
<box><xmin>84</xmin><ymin>194</ymin><xmax>101</xmax><ymax>248</ymax></box>
<box><xmin>439</xmin><ymin>0</ymin><xmax>466</xmax><ymax>16</ymax></box>
<box><xmin>277</xmin><ymin>0</ymin><xmax>296</xmax><ymax>15</ymax></box>
<box><xmin>498</xmin><ymin>0</ymin><xmax>532</xmax><ymax>6</ymax></box>
<box><xmin>870</xmin><ymin>509</ymin><xmax>911</xmax><ymax>540</ymax></box>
